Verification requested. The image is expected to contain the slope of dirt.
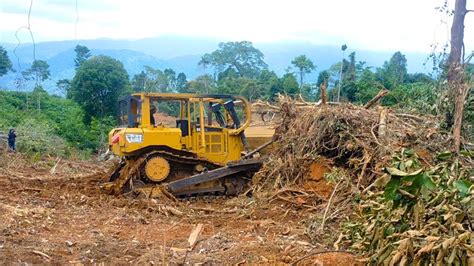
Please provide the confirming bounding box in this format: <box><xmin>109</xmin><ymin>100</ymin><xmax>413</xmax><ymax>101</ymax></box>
<box><xmin>0</xmin><ymin>152</ymin><xmax>359</xmax><ymax>265</ymax></box>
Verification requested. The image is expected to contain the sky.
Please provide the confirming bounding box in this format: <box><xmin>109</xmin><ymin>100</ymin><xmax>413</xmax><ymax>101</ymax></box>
<box><xmin>0</xmin><ymin>0</ymin><xmax>473</xmax><ymax>53</ymax></box>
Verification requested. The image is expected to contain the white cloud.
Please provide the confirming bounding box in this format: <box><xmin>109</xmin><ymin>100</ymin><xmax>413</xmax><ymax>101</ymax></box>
<box><xmin>0</xmin><ymin>0</ymin><xmax>473</xmax><ymax>53</ymax></box>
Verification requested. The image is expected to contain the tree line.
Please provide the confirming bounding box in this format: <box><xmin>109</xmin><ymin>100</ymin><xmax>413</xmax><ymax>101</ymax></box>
<box><xmin>0</xmin><ymin>40</ymin><xmax>472</xmax><ymax>154</ymax></box>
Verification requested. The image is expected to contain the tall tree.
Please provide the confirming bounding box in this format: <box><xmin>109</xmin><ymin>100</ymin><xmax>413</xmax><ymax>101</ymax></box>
<box><xmin>199</xmin><ymin>41</ymin><xmax>267</xmax><ymax>79</ymax></box>
<box><xmin>56</xmin><ymin>79</ymin><xmax>71</xmax><ymax>94</ymax></box>
<box><xmin>448</xmin><ymin>0</ymin><xmax>471</xmax><ymax>152</ymax></box>
<box><xmin>281</xmin><ymin>73</ymin><xmax>299</xmax><ymax>96</ymax></box>
<box><xmin>378</xmin><ymin>51</ymin><xmax>407</xmax><ymax>89</ymax></box>
<box><xmin>74</xmin><ymin>45</ymin><xmax>91</xmax><ymax>69</ymax></box>
<box><xmin>291</xmin><ymin>55</ymin><xmax>316</xmax><ymax>92</ymax></box>
<box><xmin>163</xmin><ymin>68</ymin><xmax>176</xmax><ymax>90</ymax></box>
<box><xmin>69</xmin><ymin>55</ymin><xmax>129</xmax><ymax>121</ymax></box>
<box><xmin>0</xmin><ymin>46</ymin><xmax>12</xmax><ymax>77</ymax></box>
<box><xmin>22</xmin><ymin>60</ymin><xmax>50</xmax><ymax>112</ymax></box>
<box><xmin>336</xmin><ymin>44</ymin><xmax>348</xmax><ymax>102</ymax></box>
<box><xmin>22</xmin><ymin>60</ymin><xmax>50</xmax><ymax>86</ymax></box>
<box><xmin>347</xmin><ymin>52</ymin><xmax>356</xmax><ymax>82</ymax></box>
<box><xmin>176</xmin><ymin>73</ymin><xmax>188</xmax><ymax>92</ymax></box>
<box><xmin>131</xmin><ymin>71</ymin><xmax>147</xmax><ymax>92</ymax></box>
<box><xmin>140</xmin><ymin>66</ymin><xmax>179</xmax><ymax>92</ymax></box>
<box><xmin>258</xmin><ymin>70</ymin><xmax>280</xmax><ymax>99</ymax></box>
<box><xmin>184</xmin><ymin>74</ymin><xmax>214</xmax><ymax>94</ymax></box>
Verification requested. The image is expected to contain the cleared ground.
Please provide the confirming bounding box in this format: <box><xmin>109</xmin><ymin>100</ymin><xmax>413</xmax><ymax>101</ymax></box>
<box><xmin>0</xmin><ymin>152</ymin><xmax>357</xmax><ymax>264</ymax></box>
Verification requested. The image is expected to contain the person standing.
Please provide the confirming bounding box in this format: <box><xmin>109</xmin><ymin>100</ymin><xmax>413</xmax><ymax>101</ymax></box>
<box><xmin>8</xmin><ymin>129</ymin><xmax>16</xmax><ymax>151</ymax></box>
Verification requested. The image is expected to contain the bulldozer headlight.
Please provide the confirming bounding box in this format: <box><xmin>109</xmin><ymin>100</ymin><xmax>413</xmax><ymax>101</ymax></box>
<box><xmin>125</xmin><ymin>134</ymin><xmax>143</xmax><ymax>143</ymax></box>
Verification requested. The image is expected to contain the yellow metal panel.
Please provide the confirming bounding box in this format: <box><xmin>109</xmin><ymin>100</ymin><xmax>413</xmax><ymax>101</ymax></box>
<box><xmin>109</xmin><ymin>93</ymin><xmax>251</xmax><ymax>166</ymax></box>
<box><xmin>199</xmin><ymin>100</ymin><xmax>206</xmax><ymax>148</ymax></box>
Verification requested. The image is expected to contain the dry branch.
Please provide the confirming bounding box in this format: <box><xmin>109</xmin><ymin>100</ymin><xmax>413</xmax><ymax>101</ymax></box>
<box><xmin>319</xmin><ymin>180</ymin><xmax>341</xmax><ymax>231</ymax></box>
<box><xmin>364</xmin><ymin>89</ymin><xmax>389</xmax><ymax>109</ymax></box>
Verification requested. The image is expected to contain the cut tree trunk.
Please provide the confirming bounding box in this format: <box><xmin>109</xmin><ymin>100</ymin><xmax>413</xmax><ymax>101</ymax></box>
<box><xmin>320</xmin><ymin>82</ymin><xmax>327</xmax><ymax>105</ymax></box>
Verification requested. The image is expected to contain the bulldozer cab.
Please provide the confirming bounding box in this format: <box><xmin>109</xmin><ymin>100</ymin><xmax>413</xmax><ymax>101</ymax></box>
<box><xmin>110</xmin><ymin>93</ymin><xmax>251</xmax><ymax>165</ymax></box>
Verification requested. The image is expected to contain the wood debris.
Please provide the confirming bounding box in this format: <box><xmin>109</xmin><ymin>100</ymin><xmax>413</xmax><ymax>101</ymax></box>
<box><xmin>188</xmin><ymin>223</ymin><xmax>204</xmax><ymax>250</ymax></box>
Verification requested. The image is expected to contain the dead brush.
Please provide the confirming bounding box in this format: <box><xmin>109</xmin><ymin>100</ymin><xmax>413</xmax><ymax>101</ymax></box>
<box><xmin>253</xmin><ymin>96</ymin><xmax>450</xmax><ymax>191</ymax></box>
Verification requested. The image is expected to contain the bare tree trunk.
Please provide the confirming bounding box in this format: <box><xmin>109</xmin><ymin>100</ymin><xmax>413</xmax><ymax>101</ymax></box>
<box><xmin>320</xmin><ymin>82</ymin><xmax>327</xmax><ymax>105</ymax></box>
<box><xmin>448</xmin><ymin>0</ymin><xmax>469</xmax><ymax>153</ymax></box>
<box><xmin>299</xmin><ymin>71</ymin><xmax>304</xmax><ymax>94</ymax></box>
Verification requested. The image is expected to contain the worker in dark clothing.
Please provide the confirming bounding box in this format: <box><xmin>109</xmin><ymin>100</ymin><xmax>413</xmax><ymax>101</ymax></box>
<box><xmin>8</xmin><ymin>129</ymin><xmax>16</xmax><ymax>151</ymax></box>
<box><xmin>150</xmin><ymin>105</ymin><xmax>157</xmax><ymax>126</ymax></box>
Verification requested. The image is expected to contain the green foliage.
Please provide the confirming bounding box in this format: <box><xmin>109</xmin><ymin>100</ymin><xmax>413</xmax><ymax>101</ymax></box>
<box><xmin>88</xmin><ymin>116</ymin><xmax>116</xmax><ymax>152</ymax></box>
<box><xmin>0</xmin><ymin>45</ymin><xmax>12</xmax><ymax>77</ymax></box>
<box><xmin>69</xmin><ymin>55</ymin><xmax>130</xmax><ymax>121</ymax></box>
<box><xmin>281</xmin><ymin>73</ymin><xmax>299</xmax><ymax>96</ymax></box>
<box><xmin>135</xmin><ymin>66</ymin><xmax>181</xmax><ymax>92</ymax></box>
<box><xmin>22</xmin><ymin>60</ymin><xmax>51</xmax><ymax>85</ymax></box>
<box><xmin>0</xmin><ymin>91</ymin><xmax>28</xmax><ymax>127</ymax></box>
<box><xmin>0</xmin><ymin>90</ymin><xmax>114</xmax><ymax>156</ymax></box>
<box><xmin>354</xmin><ymin>69</ymin><xmax>382</xmax><ymax>103</ymax></box>
<box><xmin>291</xmin><ymin>55</ymin><xmax>316</xmax><ymax>87</ymax></box>
<box><xmin>376</xmin><ymin>51</ymin><xmax>408</xmax><ymax>89</ymax></box>
<box><xmin>56</xmin><ymin>79</ymin><xmax>71</xmax><ymax>94</ymax></box>
<box><xmin>183</xmin><ymin>74</ymin><xmax>214</xmax><ymax>94</ymax></box>
<box><xmin>131</xmin><ymin>71</ymin><xmax>146</xmax><ymax>92</ymax></box>
<box><xmin>218</xmin><ymin>77</ymin><xmax>263</xmax><ymax>101</ymax></box>
<box><xmin>74</xmin><ymin>45</ymin><xmax>91</xmax><ymax>69</ymax></box>
<box><xmin>15</xmin><ymin>118</ymin><xmax>68</xmax><ymax>157</ymax></box>
<box><xmin>176</xmin><ymin>72</ymin><xmax>187</xmax><ymax>91</ymax></box>
<box><xmin>199</xmin><ymin>41</ymin><xmax>267</xmax><ymax>79</ymax></box>
<box><xmin>381</xmin><ymin>82</ymin><xmax>439</xmax><ymax>114</ymax></box>
<box><xmin>464</xmin><ymin>88</ymin><xmax>473</xmax><ymax>141</ymax></box>
<box><xmin>317</xmin><ymin>70</ymin><xmax>330</xmax><ymax>87</ymax></box>
<box><xmin>258</xmin><ymin>70</ymin><xmax>281</xmax><ymax>100</ymax></box>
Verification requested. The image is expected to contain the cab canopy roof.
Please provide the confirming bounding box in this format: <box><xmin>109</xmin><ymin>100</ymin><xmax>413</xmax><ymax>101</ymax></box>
<box><xmin>130</xmin><ymin>93</ymin><xmax>244</xmax><ymax>103</ymax></box>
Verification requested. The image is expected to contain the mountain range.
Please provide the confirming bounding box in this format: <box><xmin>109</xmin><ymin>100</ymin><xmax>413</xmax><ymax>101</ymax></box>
<box><xmin>0</xmin><ymin>36</ymin><xmax>431</xmax><ymax>94</ymax></box>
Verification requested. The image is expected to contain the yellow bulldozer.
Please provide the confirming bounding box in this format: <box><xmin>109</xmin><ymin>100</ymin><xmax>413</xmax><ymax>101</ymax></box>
<box><xmin>103</xmin><ymin>93</ymin><xmax>271</xmax><ymax>197</ymax></box>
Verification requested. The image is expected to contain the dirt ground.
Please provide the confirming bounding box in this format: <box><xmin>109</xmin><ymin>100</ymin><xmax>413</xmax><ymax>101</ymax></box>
<box><xmin>0</xmin><ymin>152</ymin><xmax>359</xmax><ymax>265</ymax></box>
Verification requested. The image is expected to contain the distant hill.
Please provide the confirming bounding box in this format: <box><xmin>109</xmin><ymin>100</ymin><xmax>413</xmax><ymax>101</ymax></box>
<box><xmin>0</xmin><ymin>36</ymin><xmax>431</xmax><ymax>94</ymax></box>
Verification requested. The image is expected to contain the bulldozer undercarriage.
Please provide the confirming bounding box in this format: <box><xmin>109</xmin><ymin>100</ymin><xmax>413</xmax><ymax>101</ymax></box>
<box><xmin>103</xmin><ymin>150</ymin><xmax>262</xmax><ymax>199</ymax></box>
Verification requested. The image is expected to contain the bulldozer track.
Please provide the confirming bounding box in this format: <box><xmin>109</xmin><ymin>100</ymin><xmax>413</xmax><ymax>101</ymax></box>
<box><xmin>108</xmin><ymin>149</ymin><xmax>229</xmax><ymax>196</ymax></box>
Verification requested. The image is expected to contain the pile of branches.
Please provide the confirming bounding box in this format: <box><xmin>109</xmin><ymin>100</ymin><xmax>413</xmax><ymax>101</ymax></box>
<box><xmin>341</xmin><ymin>149</ymin><xmax>473</xmax><ymax>265</ymax></box>
<box><xmin>253</xmin><ymin>96</ymin><xmax>450</xmax><ymax>190</ymax></box>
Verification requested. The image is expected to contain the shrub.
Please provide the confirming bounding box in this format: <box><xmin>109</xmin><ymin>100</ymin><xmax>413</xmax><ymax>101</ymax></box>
<box><xmin>15</xmin><ymin>118</ymin><xmax>68</xmax><ymax>157</ymax></box>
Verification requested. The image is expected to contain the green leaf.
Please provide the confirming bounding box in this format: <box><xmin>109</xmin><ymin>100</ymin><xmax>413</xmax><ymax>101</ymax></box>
<box><xmin>384</xmin><ymin>178</ymin><xmax>401</xmax><ymax>200</ymax></box>
<box><xmin>421</xmin><ymin>175</ymin><xmax>436</xmax><ymax>190</ymax></box>
<box><xmin>459</xmin><ymin>150</ymin><xmax>473</xmax><ymax>158</ymax></box>
<box><xmin>403</xmin><ymin>148</ymin><xmax>414</xmax><ymax>156</ymax></box>
<box><xmin>437</xmin><ymin>151</ymin><xmax>453</xmax><ymax>161</ymax></box>
<box><xmin>453</xmin><ymin>180</ymin><xmax>472</xmax><ymax>197</ymax></box>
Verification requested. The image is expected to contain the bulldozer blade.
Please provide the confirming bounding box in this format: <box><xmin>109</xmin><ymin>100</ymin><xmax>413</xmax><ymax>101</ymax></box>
<box><xmin>165</xmin><ymin>158</ymin><xmax>262</xmax><ymax>194</ymax></box>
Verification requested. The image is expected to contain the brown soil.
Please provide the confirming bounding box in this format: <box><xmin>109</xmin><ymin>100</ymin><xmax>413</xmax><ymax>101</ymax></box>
<box><xmin>154</xmin><ymin>112</ymin><xmax>177</xmax><ymax>127</ymax></box>
<box><xmin>0</xmin><ymin>152</ymin><xmax>357</xmax><ymax>265</ymax></box>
